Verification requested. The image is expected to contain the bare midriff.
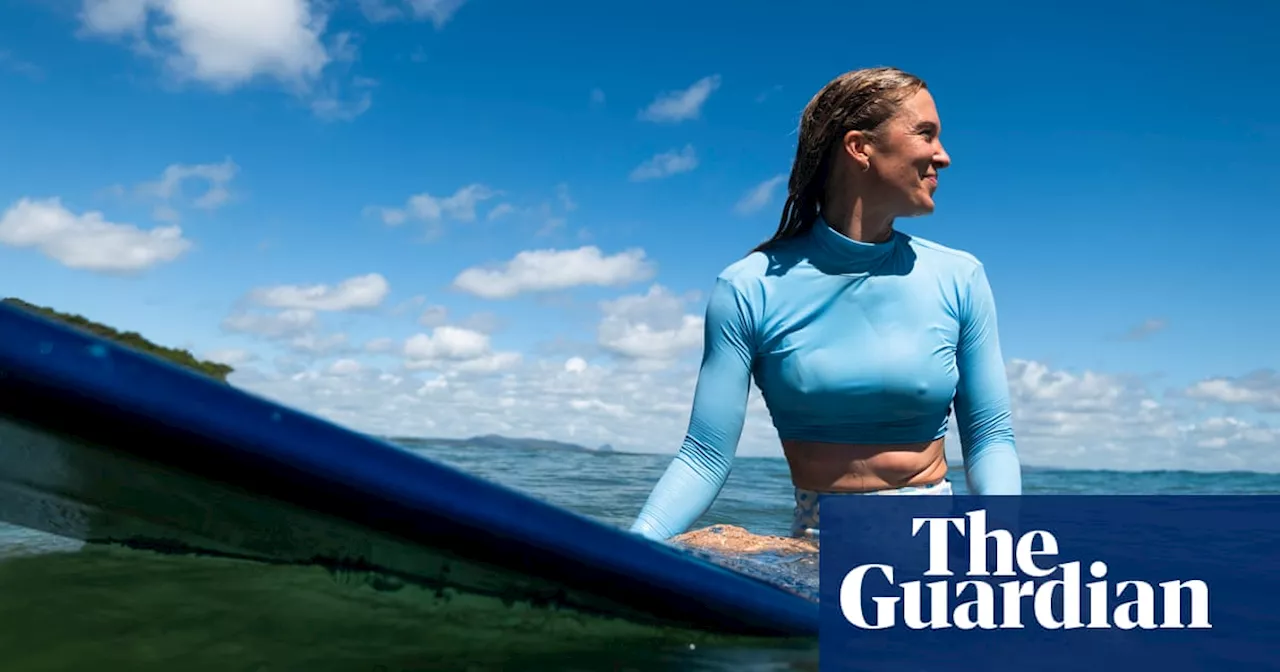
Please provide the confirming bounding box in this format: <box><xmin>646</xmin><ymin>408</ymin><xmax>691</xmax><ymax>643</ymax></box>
<box><xmin>780</xmin><ymin>437</ymin><xmax>948</xmax><ymax>492</ymax></box>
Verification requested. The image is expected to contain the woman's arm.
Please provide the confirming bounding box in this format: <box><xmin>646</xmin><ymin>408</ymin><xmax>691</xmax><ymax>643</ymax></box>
<box><xmin>629</xmin><ymin>276</ymin><xmax>757</xmax><ymax>540</ymax></box>
<box><xmin>953</xmin><ymin>263</ymin><xmax>1022</xmax><ymax>495</ymax></box>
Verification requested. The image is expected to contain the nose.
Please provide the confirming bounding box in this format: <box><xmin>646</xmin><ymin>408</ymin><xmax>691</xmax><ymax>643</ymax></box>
<box><xmin>934</xmin><ymin>141</ymin><xmax>951</xmax><ymax>169</ymax></box>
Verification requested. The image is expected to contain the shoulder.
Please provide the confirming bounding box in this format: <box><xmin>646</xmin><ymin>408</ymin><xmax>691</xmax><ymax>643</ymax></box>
<box><xmin>714</xmin><ymin>235</ymin><xmax>812</xmax><ymax>288</ymax></box>
<box><xmin>903</xmin><ymin>234</ymin><xmax>1002</xmax><ymax>317</ymax></box>
<box><xmin>716</xmin><ymin>250</ymin><xmax>770</xmax><ymax>284</ymax></box>
<box><xmin>903</xmin><ymin>232</ymin><xmax>986</xmax><ymax>275</ymax></box>
<box><xmin>695</xmin><ymin>250</ymin><xmax>777</xmax><ymax>332</ymax></box>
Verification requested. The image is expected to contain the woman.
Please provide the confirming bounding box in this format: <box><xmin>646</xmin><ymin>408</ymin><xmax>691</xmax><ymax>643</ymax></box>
<box><xmin>629</xmin><ymin>67</ymin><xmax>1021</xmax><ymax>543</ymax></box>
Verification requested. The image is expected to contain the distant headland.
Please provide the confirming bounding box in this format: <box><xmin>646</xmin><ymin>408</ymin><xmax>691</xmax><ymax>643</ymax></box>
<box><xmin>389</xmin><ymin>433</ymin><xmax>617</xmax><ymax>454</ymax></box>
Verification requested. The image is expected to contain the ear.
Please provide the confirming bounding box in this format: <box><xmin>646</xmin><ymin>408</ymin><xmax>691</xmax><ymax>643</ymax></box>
<box><xmin>839</xmin><ymin>129</ymin><xmax>873</xmax><ymax>171</ymax></box>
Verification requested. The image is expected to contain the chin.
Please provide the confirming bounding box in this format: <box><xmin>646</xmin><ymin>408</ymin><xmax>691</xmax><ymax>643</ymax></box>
<box><xmin>916</xmin><ymin>191</ymin><xmax>938</xmax><ymax>214</ymax></box>
<box><xmin>904</xmin><ymin>199</ymin><xmax>936</xmax><ymax>217</ymax></box>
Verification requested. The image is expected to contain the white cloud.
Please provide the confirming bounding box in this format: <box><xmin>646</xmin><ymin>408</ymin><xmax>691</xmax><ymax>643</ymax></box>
<box><xmin>357</xmin><ymin>0</ymin><xmax>469</xmax><ymax>27</ymax></box>
<box><xmin>402</xmin><ymin>325</ymin><xmax>521</xmax><ymax>374</ymax></box>
<box><xmin>368</xmin><ymin>184</ymin><xmax>500</xmax><ymax>238</ymax></box>
<box><xmin>79</xmin><ymin>0</ymin><xmax>331</xmax><ymax>88</ymax></box>
<box><xmin>231</xmin><ymin>353</ymin><xmax>732</xmax><ymax>453</ymax></box>
<box><xmin>638</xmin><ymin>75</ymin><xmax>721</xmax><ymax>123</ymax></box>
<box><xmin>629</xmin><ymin>145</ymin><xmax>698</xmax><ymax>182</ymax></box>
<box><xmin>74</xmin><ymin>0</ymin><xmax>395</xmax><ymax>120</ymax></box>
<box><xmin>734</xmin><ymin>174</ymin><xmax>787</xmax><ymax>215</ymax></box>
<box><xmin>0</xmin><ymin>197</ymin><xmax>191</xmax><ymax>273</ymax></box>
<box><xmin>597</xmin><ymin>285</ymin><xmax>703</xmax><ymax>364</ymax></box>
<box><xmin>133</xmin><ymin>158</ymin><xmax>239</xmax><ymax>220</ymax></box>
<box><xmin>1000</xmin><ymin>360</ymin><xmax>1280</xmax><ymax>471</ymax></box>
<box><xmin>404</xmin><ymin>325</ymin><xmax>491</xmax><ymax>361</ymax></box>
<box><xmin>247</xmin><ymin>273</ymin><xmax>390</xmax><ymax>311</ymax></box>
<box><xmin>219</xmin><ymin>305</ymin><xmax>348</xmax><ymax>356</ymax></box>
<box><xmin>288</xmin><ymin>331</ymin><xmax>349</xmax><ymax>355</ymax></box>
<box><xmin>452</xmin><ymin>246</ymin><xmax>655</xmax><ymax>299</ymax></box>
<box><xmin>1182</xmin><ymin>369</ymin><xmax>1280</xmax><ymax>413</ymax></box>
<box><xmin>221</xmin><ymin>307</ymin><xmax>317</xmax><ymax>338</ymax></box>
<box><xmin>327</xmin><ymin>358</ymin><xmax>363</xmax><ymax>376</ymax></box>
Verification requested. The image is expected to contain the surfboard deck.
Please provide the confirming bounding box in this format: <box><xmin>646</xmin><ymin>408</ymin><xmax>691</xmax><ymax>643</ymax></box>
<box><xmin>0</xmin><ymin>303</ymin><xmax>818</xmax><ymax>637</ymax></box>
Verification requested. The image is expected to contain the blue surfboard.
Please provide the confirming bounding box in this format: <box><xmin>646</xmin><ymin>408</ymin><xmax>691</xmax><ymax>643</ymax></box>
<box><xmin>0</xmin><ymin>302</ymin><xmax>818</xmax><ymax>637</ymax></box>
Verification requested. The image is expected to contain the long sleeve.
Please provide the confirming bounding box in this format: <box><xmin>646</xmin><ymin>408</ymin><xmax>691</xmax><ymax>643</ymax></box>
<box><xmin>629</xmin><ymin>277</ymin><xmax>757</xmax><ymax>540</ymax></box>
<box><xmin>953</xmin><ymin>263</ymin><xmax>1022</xmax><ymax>495</ymax></box>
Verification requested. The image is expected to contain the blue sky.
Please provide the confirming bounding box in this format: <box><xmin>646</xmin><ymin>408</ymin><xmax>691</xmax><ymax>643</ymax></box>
<box><xmin>1</xmin><ymin>0</ymin><xmax>1277</xmax><ymax>471</ymax></box>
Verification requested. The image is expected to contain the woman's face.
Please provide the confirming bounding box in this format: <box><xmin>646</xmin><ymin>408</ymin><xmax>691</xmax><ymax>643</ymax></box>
<box><xmin>853</xmin><ymin>88</ymin><xmax>952</xmax><ymax>218</ymax></box>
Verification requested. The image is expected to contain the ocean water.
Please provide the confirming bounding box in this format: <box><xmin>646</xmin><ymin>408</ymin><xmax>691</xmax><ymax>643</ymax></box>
<box><xmin>1</xmin><ymin>439</ymin><xmax>1279</xmax><ymax>671</ymax></box>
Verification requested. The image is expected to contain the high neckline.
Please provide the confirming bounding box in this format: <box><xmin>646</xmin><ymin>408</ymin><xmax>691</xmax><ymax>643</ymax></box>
<box><xmin>807</xmin><ymin>217</ymin><xmax>902</xmax><ymax>273</ymax></box>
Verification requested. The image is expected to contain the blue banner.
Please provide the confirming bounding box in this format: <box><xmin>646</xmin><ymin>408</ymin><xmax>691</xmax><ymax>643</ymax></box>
<box><xmin>818</xmin><ymin>495</ymin><xmax>1280</xmax><ymax>671</ymax></box>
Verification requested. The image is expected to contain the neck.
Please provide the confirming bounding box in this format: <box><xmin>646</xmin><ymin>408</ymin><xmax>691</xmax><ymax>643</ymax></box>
<box><xmin>820</xmin><ymin>197</ymin><xmax>895</xmax><ymax>243</ymax></box>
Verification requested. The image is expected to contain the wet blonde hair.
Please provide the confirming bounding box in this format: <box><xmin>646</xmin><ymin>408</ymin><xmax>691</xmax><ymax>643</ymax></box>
<box><xmin>755</xmin><ymin>67</ymin><xmax>927</xmax><ymax>251</ymax></box>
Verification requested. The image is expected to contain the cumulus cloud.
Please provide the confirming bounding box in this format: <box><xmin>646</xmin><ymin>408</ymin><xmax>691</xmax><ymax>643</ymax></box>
<box><xmin>79</xmin><ymin>0</ymin><xmax>331</xmax><ymax>88</ymax></box>
<box><xmin>221</xmin><ymin>307</ymin><xmax>317</xmax><ymax>338</ymax></box>
<box><xmin>597</xmin><ymin>285</ymin><xmax>703</xmax><ymax>364</ymax></box>
<box><xmin>404</xmin><ymin>325</ymin><xmax>491</xmax><ymax>361</ymax></box>
<box><xmin>74</xmin><ymin>0</ymin><xmax>412</xmax><ymax>120</ymax></box>
<box><xmin>0</xmin><ymin>197</ymin><xmax>191</xmax><ymax>273</ymax></box>
<box><xmin>219</xmin><ymin>273</ymin><xmax>388</xmax><ymax>358</ymax></box>
<box><xmin>1182</xmin><ymin>369</ymin><xmax>1280</xmax><ymax>414</ymax></box>
<box><xmin>1001</xmin><ymin>360</ymin><xmax>1280</xmax><ymax>471</ymax></box>
<box><xmin>452</xmin><ymin>246</ymin><xmax>655</xmax><ymax>299</ymax></box>
<box><xmin>219</xmin><ymin>314</ymin><xmax>348</xmax><ymax>357</ymax></box>
<box><xmin>638</xmin><ymin>75</ymin><xmax>721</xmax><ymax>123</ymax></box>
<box><xmin>629</xmin><ymin>145</ymin><xmax>698</xmax><ymax>182</ymax></box>
<box><xmin>402</xmin><ymin>325</ymin><xmax>521</xmax><ymax>374</ymax></box>
<box><xmin>247</xmin><ymin>273</ymin><xmax>390</xmax><ymax>311</ymax></box>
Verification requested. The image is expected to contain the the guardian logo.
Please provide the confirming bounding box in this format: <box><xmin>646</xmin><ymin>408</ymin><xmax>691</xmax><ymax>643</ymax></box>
<box><xmin>840</xmin><ymin>509</ymin><xmax>1212</xmax><ymax>631</ymax></box>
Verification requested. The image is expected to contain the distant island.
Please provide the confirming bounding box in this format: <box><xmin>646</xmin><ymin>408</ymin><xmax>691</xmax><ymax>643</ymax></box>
<box><xmin>1</xmin><ymin>297</ymin><xmax>235</xmax><ymax>382</ymax></box>
<box><xmin>391</xmin><ymin>433</ymin><xmax>617</xmax><ymax>454</ymax></box>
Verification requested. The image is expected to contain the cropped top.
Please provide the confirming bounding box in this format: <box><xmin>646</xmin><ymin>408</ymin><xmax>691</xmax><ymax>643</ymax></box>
<box><xmin>629</xmin><ymin>218</ymin><xmax>1021</xmax><ymax>540</ymax></box>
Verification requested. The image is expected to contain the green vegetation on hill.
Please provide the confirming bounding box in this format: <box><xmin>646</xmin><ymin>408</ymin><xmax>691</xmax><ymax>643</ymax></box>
<box><xmin>2</xmin><ymin>297</ymin><xmax>235</xmax><ymax>382</ymax></box>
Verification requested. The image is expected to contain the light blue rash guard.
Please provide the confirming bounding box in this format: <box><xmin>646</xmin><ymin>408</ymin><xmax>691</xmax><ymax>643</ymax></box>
<box><xmin>630</xmin><ymin>218</ymin><xmax>1021</xmax><ymax>541</ymax></box>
